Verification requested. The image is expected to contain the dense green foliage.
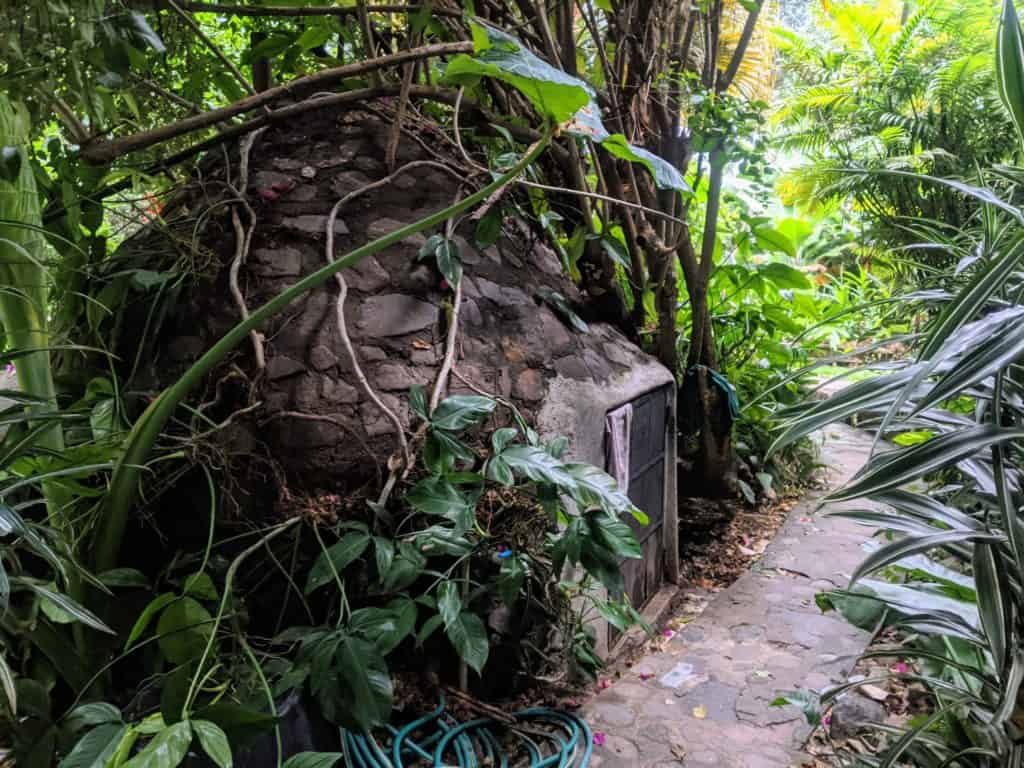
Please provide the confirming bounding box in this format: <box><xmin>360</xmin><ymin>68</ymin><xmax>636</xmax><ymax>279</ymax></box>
<box><xmin>2</xmin><ymin>0</ymin><xmax>1005</xmax><ymax>766</ymax></box>
<box><xmin>771</xmin><ymin>0</ymin><xmax>1024</xmax><ymax>764</ymax></box>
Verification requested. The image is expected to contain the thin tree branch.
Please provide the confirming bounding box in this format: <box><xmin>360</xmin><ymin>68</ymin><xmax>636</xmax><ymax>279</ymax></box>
<box><xmin>80</xmin><ymin>42</ymin><xmax>473</xmax><ymax>163</ymax></box>
<box><xmin>386</xmin><ymin>0</ymin><xmax>433</xmax><ymax>170</ymax></box>
<box><xmin>719</xmin><ymin>0</ymin><xmax>763</xmax><ymax>92</ymax></box>
<box><xmin>167</xmin><ymin>0</ymin><xmax>256</xmax><ymax>96</ymax></box>
<box><xmin>133</xmin><ymin>75</ymin><xmax>202</xmax><ymax>113</ymax></box>
<box><xmin>181</xmin><ymin>2</ymin><xmax>461</xmax><ymax>17</ymax></box>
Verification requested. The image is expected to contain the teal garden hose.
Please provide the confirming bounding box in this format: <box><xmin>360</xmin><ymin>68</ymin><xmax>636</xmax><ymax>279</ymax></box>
<box><xmin>338</xmin><ymin>696</ymin><xmax>594</xmax><ymax>767</ymax></box>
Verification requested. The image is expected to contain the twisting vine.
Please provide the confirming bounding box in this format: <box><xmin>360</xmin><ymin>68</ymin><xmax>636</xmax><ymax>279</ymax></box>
<box><xmin>95</xmin><ymin>127</ymin><xmax>552</xmax><ymax>572</ymax></box>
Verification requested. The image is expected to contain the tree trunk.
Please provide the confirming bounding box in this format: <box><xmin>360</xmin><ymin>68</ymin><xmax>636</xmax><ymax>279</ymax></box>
<box><xmin>677</xmin><ymin>157</ymin><xmax>737</xmax><ymax>499</ymax></box>
<box><xmin>681</xmin><ymin>301</ymin><xmax>736</xmax><ymax>498</ymax></box>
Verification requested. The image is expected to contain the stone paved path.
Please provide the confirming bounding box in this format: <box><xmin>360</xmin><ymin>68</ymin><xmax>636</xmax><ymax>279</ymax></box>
<box><xmin>583</xmin><ymin>423</ymin><xmax>876</xmax><ymax>767</ymax></box>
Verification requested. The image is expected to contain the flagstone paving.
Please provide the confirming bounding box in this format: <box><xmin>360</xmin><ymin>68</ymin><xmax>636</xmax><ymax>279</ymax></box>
<box><xmin>583</xmin><ymin>423</ymin><xmax>877</xmax><ymax>767</ymax></box>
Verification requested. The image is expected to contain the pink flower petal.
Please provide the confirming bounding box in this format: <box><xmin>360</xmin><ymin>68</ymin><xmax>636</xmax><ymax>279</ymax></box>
<box><xmin>662</xmin><ymin>629</ymin><xmax>676</xmax><ymax>639</ymax></box>
<box><xmin>592</xmin><ymin>732</ymin><xmax>606</xmax><ymax>747</ymax></box>
<box><xmin>597</xmin><ymin>678</ymin><xmax>611</xmax><ymax>691</ymax></box>
<box><xmin>893</xmin><ymin>662</ymin><xmax>908</xmax><ymax>674</ymax></box>
<box><xmin>638</xmin><ymin>671</ymin><xmax>654</xmax><ymax>681</ymax></box>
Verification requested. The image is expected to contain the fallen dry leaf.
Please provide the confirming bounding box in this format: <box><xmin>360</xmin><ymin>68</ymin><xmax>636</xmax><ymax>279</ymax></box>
<box><xmin>859</xmin><ymin>684</ymin><xmax>889</xmax><ymax>702</ymax></box>
<box><xmin>692</xmin><ymin>704</ymin><xmax>707</xmax><ymax>719</ymax></box>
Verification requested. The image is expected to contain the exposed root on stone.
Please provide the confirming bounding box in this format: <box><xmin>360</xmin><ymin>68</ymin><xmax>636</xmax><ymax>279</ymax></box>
<box><xmin>429</xmin><ymin>192</ymin><xmax>466</xmax><ymax>411</ymax></box>
<box><xmin>227</xmin><ymin>128</ymin><xmax>267</xmax><ymax>369</ymax></box>
<box><xmin>323</xmin><ymin>160</ymin><xmax>467</xmax><ymax>487</ymax></box>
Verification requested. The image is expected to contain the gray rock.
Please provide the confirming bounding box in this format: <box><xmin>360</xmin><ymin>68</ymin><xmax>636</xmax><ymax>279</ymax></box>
<box><xmin>532</xmin><ymin>243</ymin><xmax>562</xmax><ymax>274</ymax></box>
<box><xmin>292</xmin><ymin>374</ymin><xmax>321</xmax><ymax>410</ymax></box>
<box><xmin>331</xmin><ymin>170</ymin><xmax>373</xmax><ymax>197</ymax></box>
<box><xmin>553</xmin><ymin>355</ymin><xmax>589</xmax><ymax>380</ymax></box>
<box><xmin>537</xmin><ymin>307</ymin><xmax>573</xmax><ymax>354</ymax></box>
<box><xmin>410</xmin><ymin>347</ymin><xmax>438</xmax><ymax>365</ymax></box>
<box><xmin>513</xmin><ymin>368</ymin><xmax>545</xmax><ymax>401</ymax></box>
<box><xmin>375</xmin><ymin>363</ymin><xmax>425</xmax><ymax>391</ymax></box>
<box><xmin>286</xmin><ymin>184</ymin><xmax>318</xmax><ymax>203</ymax></box>
<box><xmin>358</xmin><ymin>294</ymin><xmax>439</xmax><ymax>337</ymax></box>
<box><xmin>353</xmin><ymin>155</ymin><xmax>385</xmax><ymax>174</ymax></box>
<box><xmin>360</xmin><ymin>393</ymin><xmax>407</xmax><ymax>436</ymax></box>
<box><xmin>322</xmin><ymin>377</ymin><xmax>360</xmax><ymax>404</ymax></box>
<box><xmin>315</xmin><ymin>145</ymin><xmax>358</xmax><ymax>168</ymax></box>
<box><xmin>309</xmin><ymin>345</ymin><xmax>338</xmax><ymax>371</ymax></box>
<box><xmin>266</xmin><ymin>355</ymin><xmax>306</xmax><ymax>381</ymax></box>
<box><xmin>345</xmin><ymin>256</ymin><xmax>390</xmax><ymax>293</ymax></box>
<box><xmin>271</xmin><ymin>158</ymin><xmax>304</xmax><ymax>172</ymax></box>
<box><xmin>583</xmin><ymin>348</ymin><xmax>612</xmax><ymax>381</ymax></box>
<box><xmin>366</xmin><ymin>218</ymin><xmax>427</xmax><ymax>248</ymax></box>
<box><xmin>603</xmin><ymin>342</ymin><xmax>633</xmax><ymax>368</ymax></box>
<box><xmin>453</xmin><ymin>236</ymin><xmax>480</xmax><ymax>265</ymax></box>
<box><xmin>500</xmin><ymin>286</ymin><xmax>532</xmax><ymax>306</ymax></box>
<box><xmin>252</xmin><ymin>170</ymin><xmax>294</xmax><ymax>189</ymax></box>
<box><xmin>475</xmin><ymin>277</ymin><xmax>505</xmax><ymax>303</ymax></box>
<box><xmin>281</xmin><ymin>215</ymin><xmax>349</xmax><ymax>236</ymax></box>
<box><xmin>392</xmin><ymin>173</ymin><xmax>418</xmax><ymax>190</ymax></box>
<box><xmin>359</xmin><ymin>346</ymin><xmax>388</xmax><ymax>362</ymax></box>
<box><xmin>829</xmin><ymin>693</ymin><xmax>885</xmax><ymax>740</ymax></box>
<box><xmin>461</xmin><ymin>298</ymin><xmax>483</xmax><ymax>327</ymax></box>
<box><xmin>250</xmin><ymin>246</ymin><xmax>304</xmax><ymax>277</ymax></box>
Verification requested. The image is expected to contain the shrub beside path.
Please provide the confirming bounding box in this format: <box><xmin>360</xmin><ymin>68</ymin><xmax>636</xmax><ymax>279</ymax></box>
<box><xmin>583</xmin><ymin>423</ymin><xmax>876</xmax><ymax>767</ymax></box>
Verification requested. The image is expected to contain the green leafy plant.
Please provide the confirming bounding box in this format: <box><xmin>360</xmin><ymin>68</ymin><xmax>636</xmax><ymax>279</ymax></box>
<box><xmin>772</xmin><ymin>3</ymin><xmax>1024</xmax><ymax>761</ymax></box>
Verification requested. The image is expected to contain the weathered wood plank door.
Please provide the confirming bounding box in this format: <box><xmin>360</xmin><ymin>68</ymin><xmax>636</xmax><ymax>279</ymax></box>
<box><xmin>606</xmin><ymin>384</ymin><xmax>671</xmax><ymax>646</ymax></box>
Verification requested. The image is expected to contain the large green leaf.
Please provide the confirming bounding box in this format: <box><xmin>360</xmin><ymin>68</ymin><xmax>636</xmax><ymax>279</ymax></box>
<box><xmin>849</xmin><ymin>530</ymin><xmax>1002</xmax><ymax>586</ymax></box>
<box><xmin>445</xmin><ymin>611</ymin><xmax>489</xmax><ymax>675</ymax></box>
<box><xmin>771</xmin><ymin>369</ymin><xmax>917</xmax><ymax>452</ymax></box>
<box><xmin>753</xmin><ymin>227</ymin><xmax>797</xmax><ymax>258</ymax></box>
<box><xmin>21</xmin><ymin>582</ymin><xmax>114</xmax><ymax>635</ymax></box>
<box><xmin>869</xmin><ymin>490</ymin><xmax>983</xmax><ymax>532</ymax></box>
<box><xmin>192</xmin><ymin>720</ymin><xmax>232</xmax><ymax>768</ymax></box>
<box><xmin>599</xmin><ymin>135</ymin><xmax>691</xmax><ymax>192</ymax></box>
<box><xmin>59</xmin><ymin>724</ymin><xmax>127</xmax><ymax>768</ymax></box>
<box><xmin>281</xmin><ymin>755</ymin><xmax>343</xmax><ymax>768</ymax></box>
<box><xmin>121</xmin><ymin>721</ymin><xmax>192</xmax><ymax>768</ymax></box>
<box><xmin>348</xmin><ymin>603</ymin><xmax>415</xmax><ymax>655</ymax></box>
<box><xmin>565</xmin><ymin>463</ymin><xmax>646</xmax><ymax>522</ymax></box>
<box><xmin>759</xmin><ymin>262</ymin><xmax>810</xmax><ymax>290</ymax></box>
<box><xmin>446</xmin><ymin>22</ymin><xmax>690</xmax><ymax>194</ymax></box>
<box><xmin>430</xmin><ymin>395</ymin><xmax>497</xmax><ymax>432</ymax></box>
<box><xmin>437</xmin><ymin>581</ymin><xmax>462</xmax><ymax>629</ymax></box>
<box><xmin>974</xmin><ymin>542</ymin><xmax>1009</xmax><ymax>673</ymax></box>
<box><xmin>589</xmin><ymin>511</ymin><xmax>642</xmax><ymax>560</ymax></box>
<box><xmin>333</xmin><ymin>636</ymin><xmax>393</xmax><ymax>730</ymax></box>
<box><xmin>998</xmin><ymin>0</ymin><xmax>1024</xmax><ymax>146</ymax></box>
<box><xmin>910</xmin><ymin>307</ymin><xmax>1024</xmax><ymax>416</ymax></box>
<box><xmin>126</xmin><ymin>592</ymin><xmax>176</xmax><ymax>649</ymax></box>
<box><xmin>305</xmin><ymin>532</ymin><xmax>370</xmax><ymax>594</ymax></box>
<box><xmin>500</xmin><ymin>445</ymin><xmax>576</xmax><ymax>488</ymax></box>
<box><xmin>406</xmin><ymin>477</ymin><xmax>474</xmax><ymax>530</ymax></box>
<box><xmin>156</xmin><ymin>597</ymin><xmax>213</xmax><ymax>664</ymax></box>
<box><xmin>919</xmin><ymin>236</ymin><xmax>1024</xmax><ymax>361</ymax></box>
<box><xmin>829</xmin><ymin>426</ymin><xmax>1024</xmax><ymax>501</ymax></box>
<box><xmin>445</xmin><ymin>22</ymin><xmax>591</xmax><ymax>124</ymax></box>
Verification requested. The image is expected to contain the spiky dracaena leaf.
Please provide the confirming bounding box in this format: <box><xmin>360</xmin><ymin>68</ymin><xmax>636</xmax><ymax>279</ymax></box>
<box><xmin>0</xmin><ymin>95</ymin><xmax>66</xmax><ymax>518</ymax></box>
<box><xmin>997</xmin><ymin>0</ymin><xmax>1024</xmax><ymax>147</ymax></box>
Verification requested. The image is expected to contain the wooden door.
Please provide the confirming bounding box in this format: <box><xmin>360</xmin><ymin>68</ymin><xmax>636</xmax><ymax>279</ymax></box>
<box><xmin>606</xmin><ymin>384</ymin><xmax>671</xmax><ymax>646</ymax></box>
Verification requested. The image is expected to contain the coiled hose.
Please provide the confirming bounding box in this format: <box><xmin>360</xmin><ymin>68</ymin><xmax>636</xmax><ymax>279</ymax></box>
<box><xmin>339</xmin><ymin>696</ymin><xmax>593</xmax><ymax>767</ymax></box>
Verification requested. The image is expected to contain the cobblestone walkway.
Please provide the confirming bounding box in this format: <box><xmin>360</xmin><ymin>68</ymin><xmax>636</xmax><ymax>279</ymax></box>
<box><xmin>583</xmin><ymin>423</ymin><xmax>876</xmax><ymax>767</ymax></box>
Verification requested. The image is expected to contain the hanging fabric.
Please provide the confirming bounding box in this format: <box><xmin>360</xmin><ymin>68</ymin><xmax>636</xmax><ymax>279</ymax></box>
<box><xmin>605</xmin><ymin>402</ymin><xmax>633</xmax><ymax>493</ymax></box>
